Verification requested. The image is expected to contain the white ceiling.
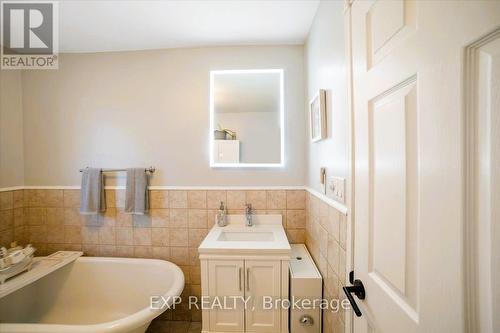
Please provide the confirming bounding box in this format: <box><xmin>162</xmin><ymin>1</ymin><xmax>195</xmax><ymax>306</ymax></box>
<box><xmin>59</xmin><ymin>0</ymin><xmax>320</xmax><ymax>53</ymax></box>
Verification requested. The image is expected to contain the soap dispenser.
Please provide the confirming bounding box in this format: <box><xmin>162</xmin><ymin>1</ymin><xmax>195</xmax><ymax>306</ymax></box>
<box><xmin>217</xmin><ymin>201</ymin><xmax>227</xmax><ymax>227</ymax></box>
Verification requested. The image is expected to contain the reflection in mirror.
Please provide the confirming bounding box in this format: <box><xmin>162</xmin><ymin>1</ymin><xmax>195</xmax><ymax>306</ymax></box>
<box><xmin>210</xmin><ymin>69</ymin><xmax>284</xmax><ymax>167</ymax></box>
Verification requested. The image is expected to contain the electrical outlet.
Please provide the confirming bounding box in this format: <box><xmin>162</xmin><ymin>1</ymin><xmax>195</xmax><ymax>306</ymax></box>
<box><xmin>328</xmin><ymin>176</ymin><xmax>345</xmax><ymax>203</ymax></box>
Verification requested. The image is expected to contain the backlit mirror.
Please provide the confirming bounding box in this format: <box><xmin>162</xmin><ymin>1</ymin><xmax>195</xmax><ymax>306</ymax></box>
<box><xmin>210</xmin><ymin>69</ymin><xmax>284</xmax><ymax>167</ymax></box>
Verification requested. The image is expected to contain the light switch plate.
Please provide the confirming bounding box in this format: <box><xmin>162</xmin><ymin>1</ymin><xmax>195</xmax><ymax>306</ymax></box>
<box><xmin>328</xmin><ymin>176</ymin><xmax>345</xmax><ymax>203</ymax></box>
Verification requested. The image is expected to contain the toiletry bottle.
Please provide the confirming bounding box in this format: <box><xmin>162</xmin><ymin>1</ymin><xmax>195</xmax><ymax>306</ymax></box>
<box><xmin>217</xmin><ymin>201</ymin><xmax>227</xmax><ymax>227</ymax></box>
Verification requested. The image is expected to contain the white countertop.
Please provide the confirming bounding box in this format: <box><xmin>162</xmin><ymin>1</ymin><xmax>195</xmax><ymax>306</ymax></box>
<box><xmin>198</xmin><ymin>215</ymin><xmax>291</xmax><ymax>255</ymax></box>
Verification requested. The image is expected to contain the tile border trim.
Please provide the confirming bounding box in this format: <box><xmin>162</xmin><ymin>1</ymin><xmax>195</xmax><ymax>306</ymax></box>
<box><xmin>0</xmin><ymin>185</ymin><xmax>349</xmax><ymax>215</ymax></box>
<box><xmin>305</xmin><ymin>187</ymin><xmax>348</xmax><ymax>216</ymax></box>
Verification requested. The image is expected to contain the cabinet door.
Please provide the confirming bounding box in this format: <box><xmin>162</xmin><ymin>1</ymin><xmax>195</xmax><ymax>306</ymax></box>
<box><xmin>208</xmin><ymin>260</ymin><xmax>245</xmax><ymax>332</ymax></box>
<box><xmin>245</xmin><ymin>260</ymin><xmax>281</xmax><ymax>333</ymax></box>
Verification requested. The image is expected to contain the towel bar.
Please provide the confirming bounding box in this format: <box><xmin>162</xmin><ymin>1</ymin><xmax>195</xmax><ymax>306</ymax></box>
<box><xmin>79</xmin><ymin>167</ymin><xmax>156</xmax><ymax>173</ymax></box>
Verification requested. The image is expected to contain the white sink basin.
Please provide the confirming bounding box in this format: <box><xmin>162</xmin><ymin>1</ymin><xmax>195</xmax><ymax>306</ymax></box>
<box><xmin>198</xmin><ymin>214</ymin><xmax>291</xmax><ymax>255</ymax></box>
<box><xmin>217</xmin><ymin>231</ymin><xmax>274</xmax><ymax>242</ymax></box>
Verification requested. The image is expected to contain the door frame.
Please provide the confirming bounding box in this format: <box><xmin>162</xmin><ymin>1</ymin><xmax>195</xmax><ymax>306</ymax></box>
<box><xmin>344</xmin><ymin>0</ymin><xmax>355</xmax><ymax>332</ymax></box>
<box><xmin>463</xmin><ymin>27</ymin><xmax>500</xmax><ymax>333</ymax></box>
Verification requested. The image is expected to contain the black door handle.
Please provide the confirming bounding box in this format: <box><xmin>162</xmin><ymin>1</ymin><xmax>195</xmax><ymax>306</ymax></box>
<box><xmin>342</xmin><ymin>278</ymin><xmax>366</xmax><ymax>317</ymax></box>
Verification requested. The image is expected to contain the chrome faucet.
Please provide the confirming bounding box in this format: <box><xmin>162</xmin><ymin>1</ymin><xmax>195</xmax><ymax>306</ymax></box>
<box><xmin>245</xmin><ymin>203</ymin><xmax>253</xmax><ymax>227</ymax></box>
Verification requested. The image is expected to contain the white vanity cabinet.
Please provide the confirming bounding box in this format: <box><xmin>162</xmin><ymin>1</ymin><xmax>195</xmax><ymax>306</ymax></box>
<box><xmin>202</xmin><ymin>258</ymin><xmax>288</xmax><ymax>333</ymax></box>
<box><xmin>198</xmin><ymin>215</ymin><xmax>291</xmax><ymax>333</ymax></box>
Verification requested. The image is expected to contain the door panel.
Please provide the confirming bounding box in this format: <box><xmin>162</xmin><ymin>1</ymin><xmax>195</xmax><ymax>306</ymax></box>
<box><xmin>208</xmin><ymin>260</ymin><xmax>245</xmax><ymax>332</ymax></box>
<box><xmin>348</xmin><ymin>0</ymin><xmax>500</xmax><ymax>332</ymax></box>
<box><xmin>245</xmin><ymin>260</ymin><xmax>281</xmax><ymax>333</ymax></box>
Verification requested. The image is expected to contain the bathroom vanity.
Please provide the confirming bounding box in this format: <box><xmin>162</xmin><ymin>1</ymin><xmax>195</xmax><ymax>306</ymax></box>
<box><xmin>199</xmin><ymin>215</ymin><xmax>291</xmax><ymax>333</ymax></box>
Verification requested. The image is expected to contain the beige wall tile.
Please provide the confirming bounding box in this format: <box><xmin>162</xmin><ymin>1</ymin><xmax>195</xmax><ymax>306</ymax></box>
<box><xmin>170</xmin><ymin>209</ymin><xmax>188</xmax><ymax>228</ymax></box>
<box><xmin>0</xmin><ymin>210</ymin><xmax>13</xmax><ymax>231</ymax></box>
<box><xmin>82</xmin><ymin>226</ymin><xmax>99</xmax><ymax>245</ymax></box>
<box><xmin>12</xmin><ymin>208</ymin><xmax>25</xmax><ymax>229</ymax></box>
<box><xmin>63</xmin><ymin>190</ymin><xmax>80</xmax><ymax>208</ymax></box>
<box><xmin>328</xmin><ymin>206</ymin><xmax>340</xmax><ymax>241</ymax></box>
<box><xmin>134</xmin><ymin>246</ymin><xmax>152</xmax><ymax>258</ymax></box>
<box><xmin>115</xmin><ymin>245</ymin><xmax>134</xmax><ymax>257</ymax></box>
<box><xmin>150</xmin><ymin>190</ymin><xmax>169</xmax><ymax>209</ymax></box>
<box><xmin>267</xmin><ymin>190</ymin><xmax>286</xmax><ymax>209</ymax></box>
<box><xmin>245</xmin><ymin>191</ymin><xmax>266</xmax><ymax>209</ymax></box>
<box><xmin>133</xmin><ymin>227</ymin><xmax>152</xmax><ymax>246</ymax></box>
<box><xmin>169</xmin><ymin>191</ymin><xmax>188</xmax><ymax>208</ymax></box>
<box><xmin>286</xmin><ymin>190</ymin><xmax>306</xmax><ymax>209</ymax></box>
<box><xmin>99</xmin><ymin>245</ymin><xmax>116</xmax><ymax>257</ymax></box>
<box><xmin>227</xmin><ymin>191</ymin><xmax>246</xmax><ymax>209</ymax></box>
<box><xmin>188</xmin><ymin>191</ymin><xmax>207</xmax><ymax>209</ymax></box>
<box><xmin>25</xmin><ymin>208</ymin><xmax>46</xmax><ymax>226</ymax></box>
<box><xmin>188</xmin><ymin>209</ymin><xmax>207</xmax><ymax>229</ymax></box>
<box><xmin>188</xmin><ymin>248</ymin><xmax>200</xmax><ymax>266</ymax></box>
<box><xmin>319</xmin><ymin>226</ymin><xmax>328</xmax><ymax>256</ymax></box>
<box><xmin>46</xmin><ymin>208</ymin><xmax>64</xmax><ymax>225</ymax></box>
<box><xmin>82</xmin><ymin>244</ymin><xmax>99</xmax><ymax>256</ymax></box>
<box><xmin>170</xmin><ymin>247</ymin><xmax>189</xmax><ymax>265</ymax></box>
<box><xmin>64</xmin><ymin>208</ymin><xmax>83</xmax><ymax>226</ymax></box>
<box><xmin>339</xmin><ymin>214</ymin><xmax>347</xmax><ymax>250</ymax></box>
<box><xmin>116</xmin><ymin>209</ymin><xmax>133</xmax><ymax>227</ymax></box>
<box><xmin>327</xmin><ymin>236</ymin><xmax>339</xmax><ymax>275</ymax></box>
<box><xmin>115</xmin><ymin>227</ymin><xmax>133</xmax><ymax>245</ymax></box>
<box><xmin>206</xmin><ymin>190</ymin><xmax>226</xmax><ymax>209</ymax></box>
<box><xmin>42</xmin><ymin>190</ymin><xmax>64</xmax><ymax>208</ymax></box>
<box><xmin>13</xmin><ymin>190</ymin><xmax>24</xmax><ymax>208</ymax></box>
<box><xmin>286</xmin><ymin>210</ymin><xmax>306</xmax><ymax>229</ymax></box>
<box><xmin>339</xmin><ymin>247</ymin><xmax>346</xmax><ymax>285</ymax></box>
<box><xmin>64</xmin><ymin>244</ymin><xmax>82</xmax><ymax>252</ymax></box>
<box><xmin>0</xmin><ymin>229</ymin><xmax>14</xmax><ymax>247</ymax></box>
<box><xmin>188</xmin><ymin>229</ymin><xmax>208</xmax><ymax>248</ymax></box>
<box><xmin>13</xmin><ymin>208</ymin><xmax>24</xmax><ymax>227</ymax></box>
<box><xmin>151</xmin><ymin>209</ymin><xmax>169</xmax><ymax>227</ymax></box>
<box><xmin>286</xmin><ymin>229</ymin><xmax>305</xmax><ymax>244</ymax></box>
<box><xmin>133</xmin><ymin>214</ymin><xmax>151</xmax><ymax>228</ymax></box>
<box><xmin>99</xmin><ymin>226</ymin><xmax>116</xmax><ymax>245</ymax></box>
<box><xmin>0</xmin><ymin>192</ymin><xmax>13</xmax><ymax>210</ymax></box>
<box><xmin>46</xmin><ymin>225</ymin><xmax>64</xmax><ymax>243</ymax></box>
<box><xmin>152</xmin><ymin>227</ymin><xmax>170</xmax><ymax>246</ymax></box>
<box><xmin>152</xmin><ymin>246</ymin><xmax>170</xmax><ymax>260</ymax></box>
<box><xmin>99</xmin><ymin>208</ymin><xmax>116</xmax><ymax>227</ymax></box>
<box><xmin>190</xmin><ymin>266</ymin><xmax>201</xmax><ymax>284</ymax></box>
<box><xmin>170</xmin><ymin>228</ymin><xmax>188</xmax><ymax>247</ymax></box>
<box><xmin>64</xmin><ymin>225</ymin><xmax>81</xmax><ymax>244</ymax></box>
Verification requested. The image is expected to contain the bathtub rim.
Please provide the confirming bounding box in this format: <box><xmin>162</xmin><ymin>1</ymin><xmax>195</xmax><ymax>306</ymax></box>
<box><xmin>0</xmin><ymin>256</ymin><xmax>185</xmax><ymax>333</ymax></box>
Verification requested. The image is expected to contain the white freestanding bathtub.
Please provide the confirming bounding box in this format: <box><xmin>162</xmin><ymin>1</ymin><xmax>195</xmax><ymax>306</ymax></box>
<box><xmin>0</xmin><ymin>257</ymin><xmax>185</xmax><ymax>333</ymax></box>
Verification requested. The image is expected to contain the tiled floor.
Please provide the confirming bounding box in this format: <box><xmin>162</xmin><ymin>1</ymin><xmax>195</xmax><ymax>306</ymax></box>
<box><xmin>147</xmin><ymin>320</ymin><xmax>201</xmax><ymax>333</ymax></box>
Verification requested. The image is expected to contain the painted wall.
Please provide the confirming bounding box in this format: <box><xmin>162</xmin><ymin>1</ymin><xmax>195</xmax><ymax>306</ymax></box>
<box><xmin>0</xmin><ymin>70</ymin><xmax>24</xmax><ymax>188</ymax></box>
<box><xmin>20</xmin><ymin>46</ymin><xmax>305</xmax><ymax>186</ymax></box>
<box><xmin>304</xmin><ymin>0</ymin><xmax>349</xmax><ymax>194</ymax></box>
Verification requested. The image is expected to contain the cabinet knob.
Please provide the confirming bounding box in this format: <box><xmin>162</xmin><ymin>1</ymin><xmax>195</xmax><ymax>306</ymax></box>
<box><xmin>299</xmin><ymin>315</ymin><xmax>314</xmax><ymax>326</ymax></box>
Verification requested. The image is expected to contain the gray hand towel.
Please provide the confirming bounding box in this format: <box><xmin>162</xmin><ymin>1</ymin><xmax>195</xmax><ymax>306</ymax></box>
<box><xmin>125</xmin><ymin>168</ymin><xmax>149</xmax><ymax>215</ymax></box>
<box><xmin>80</xmin><ymin>168</ymin><xmax>106</xmax><ymax>215</ymax></box>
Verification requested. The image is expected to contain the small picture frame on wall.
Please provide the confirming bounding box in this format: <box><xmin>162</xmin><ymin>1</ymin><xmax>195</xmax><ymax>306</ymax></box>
<box><xmin>310</xmin><ymin>89</ymin><xmax>327</xmax><ymax>142</ymax></box>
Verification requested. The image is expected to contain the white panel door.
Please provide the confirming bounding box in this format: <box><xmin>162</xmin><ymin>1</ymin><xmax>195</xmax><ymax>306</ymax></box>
<box><xmin>245</xmin><ymin>260</ymin><xmax>281</xmax><ymax>333</ymax></box>
<box><xmin>348</xmin><ymin>1</ymin><xmax>500</xmax><ymax>332</ymax></box>
<box><xmin>208</xmin><ymin>260</ymin><xmax>245</xmax><ymax>332</ymax></box>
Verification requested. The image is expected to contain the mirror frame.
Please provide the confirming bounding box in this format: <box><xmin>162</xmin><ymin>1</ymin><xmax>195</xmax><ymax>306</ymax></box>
<box><xmin>209</xmin><ymin>69</ymin><xmax>285</xmax><ymax>168</ymax></box>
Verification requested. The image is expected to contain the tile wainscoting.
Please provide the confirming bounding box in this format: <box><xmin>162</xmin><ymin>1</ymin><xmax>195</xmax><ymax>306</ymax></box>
<box><xmin>0</xmin><ymin>188</ymin><xmax>349</xmax><ymax>332</ymax></box>
<box><xmin>0</xmin><ymin>188</ymin><xmax>307</xmax><ymax>322</ymax></box>
<box><xmin>306</xmin><ymin>192</ymin><xmax>349</xmax><ymax>333</ymax></box>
